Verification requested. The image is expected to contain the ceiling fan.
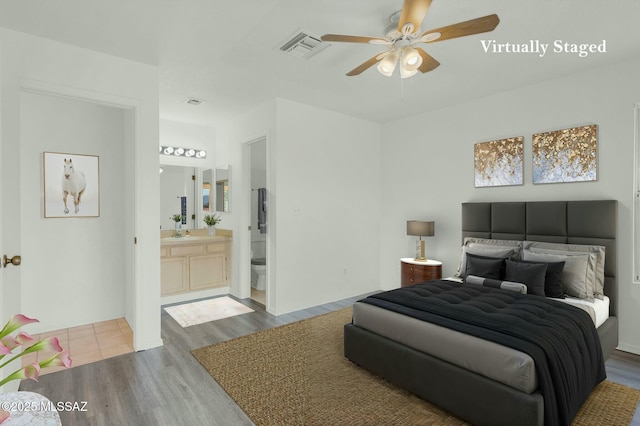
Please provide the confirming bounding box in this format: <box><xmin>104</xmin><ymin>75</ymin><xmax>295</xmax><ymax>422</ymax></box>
<box><xmin>321</xmin><ymin>0</ymin><xmax>499</xmax><ymax>79</ymax></box>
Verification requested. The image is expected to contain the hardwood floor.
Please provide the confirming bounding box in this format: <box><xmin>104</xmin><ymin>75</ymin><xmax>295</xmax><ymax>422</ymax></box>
<box><xmin>19</xmin><ymin>294</ymin><xmax>640</xmax><ymax>425</ymax></box>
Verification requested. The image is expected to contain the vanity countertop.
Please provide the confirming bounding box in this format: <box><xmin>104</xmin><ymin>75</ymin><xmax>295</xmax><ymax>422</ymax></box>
<box><xmin>161</xmin><ymin>235</ymin><xmax>231</xmax><ymax>246</ymax></box>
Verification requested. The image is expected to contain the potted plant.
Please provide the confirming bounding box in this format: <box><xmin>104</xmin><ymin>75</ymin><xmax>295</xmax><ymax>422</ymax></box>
<box><xmin>171</xmin><ymin>214</ymin><xmax>183</xmax><ymax>237</ymax></box>
<box><xmin>203</xmin><ymin>213</ymin><xmax>221</xmax><ymax>236</ymax></box>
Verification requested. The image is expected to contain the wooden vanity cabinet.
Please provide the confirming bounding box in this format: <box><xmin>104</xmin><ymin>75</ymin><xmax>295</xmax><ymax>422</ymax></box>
<box><xmin>161</xmin><ymin>238</ymin><xmax>231</xmax><ymax>295</ymax></box>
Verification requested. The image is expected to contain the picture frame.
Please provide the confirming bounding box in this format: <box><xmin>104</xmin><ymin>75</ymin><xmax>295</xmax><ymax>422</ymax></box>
<box><xmin>43</xmin><ymin>152</ymin><xmax>100</xmax><ymax>218</ymax></box>
<box><xmin>532</xmin><ymin>124</ymin><xmax>598</xmax><ymax>184</ymax></box>
<box><xmin>474</xmin><ymin>137</ymin><xmax>524</xmax><ymax>188</ymax></box>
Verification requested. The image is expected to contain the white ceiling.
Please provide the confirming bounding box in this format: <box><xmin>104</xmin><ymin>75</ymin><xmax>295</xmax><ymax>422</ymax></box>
<box><xmin>1</xmin><ymin>0</ymin><xmax>639</xmax><ymax>125</ymax></box>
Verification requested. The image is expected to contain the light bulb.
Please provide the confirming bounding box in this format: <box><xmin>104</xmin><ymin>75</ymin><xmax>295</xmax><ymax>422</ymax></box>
<box><xmin>401</xmin><ymin>46</ymin><xmax>423</xmax><ymax>72</ymax></box>
<box><xmin>174</xmin><ymin>147</ymin><xmax>185</xmax><ymax>156</ymax></box>
<box><xmin>377</xmin><ymin>50</ymin><xmax>399</xmax><ymax>77</ymax></box>
<box><xmin>164</xmin><ymin>146</ymin><xmax>174</xmax><ymax>155</ymax></box>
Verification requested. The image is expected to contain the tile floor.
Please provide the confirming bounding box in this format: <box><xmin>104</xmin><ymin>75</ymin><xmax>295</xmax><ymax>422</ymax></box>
<box><xmin>21</xmin><ymin>318</ymin><xmax>133</xmax><ymax>375</ymax></box>
<box><xmin>250</xmin><ymin>288</ymin><xmax>266</xmax><ymax>305</ymax></box>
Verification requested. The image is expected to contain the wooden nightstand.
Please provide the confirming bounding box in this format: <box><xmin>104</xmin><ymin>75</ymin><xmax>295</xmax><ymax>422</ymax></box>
<box><xmin>401</xmin><ymin>258</ymin><xmax>443</xmax><ymax>287</ymax></box>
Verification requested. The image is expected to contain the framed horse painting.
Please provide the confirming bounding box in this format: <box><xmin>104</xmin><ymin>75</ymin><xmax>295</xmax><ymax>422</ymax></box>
<box><xmin>43</xmin><ymin>152</ymin><xmax>100</xmax><ymax>218</ymax></box>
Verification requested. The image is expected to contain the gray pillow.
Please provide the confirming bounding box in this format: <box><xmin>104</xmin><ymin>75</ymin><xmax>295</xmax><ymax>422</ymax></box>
<box><xmin>504</xmin><ymin>260</ymin><xmax>547</xmax><ymax>296</ymax></box>
<box><xmin>522</xmin><ymin>250</ymin><xmax>595</xmax><ymax>300</ymax></box>
<box><xmin>465</xmin><ymin>275</ymin><xmax>527</xmax><ymax>294</ymax></box>
<box><xmin>523</xmin><ymin>241</ymin><xmax>605</xmax><ymax>299</ymax></box>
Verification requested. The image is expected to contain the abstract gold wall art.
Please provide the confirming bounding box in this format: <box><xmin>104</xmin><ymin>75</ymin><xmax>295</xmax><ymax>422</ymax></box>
<box><xmin>474</xmin><ymin>137</ymin><xmax>524</xmax><ymax>188</ymax></box>
<box><xmin>532</xmin><ymin>125</ymin><xmax>597</xmax><ymax>184</ymax></box>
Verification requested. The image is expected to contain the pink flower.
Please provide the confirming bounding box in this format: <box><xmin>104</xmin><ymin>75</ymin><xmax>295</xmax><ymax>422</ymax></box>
<box><xmin>39</xmin><ymin>351</ymin><xmax>72</xmax><ymax>369</ymax></box>
<box><xmin>0</xmin><ymin>342</ymin><xmax>11</xmax><ymax>355</ymax></box>
<box><xmin>0</xmin><ymin>314</ymin><xmax>38</xmax><ymax>339</ymax></box>
<box><xmin>0</xmin><ymin>408</ymin><xmax>9</xmax><ymax>424</ymax></box>
<box><xmin>23</xmin><ymin>363</ymin><xmax>40</xmax><ymax>380</ymax></box>
<box><xmin>15</xmin><ymin>332</ymin><xmax>35</xmax><ymax>347</ymax></box>
<box><xmin>22</xmin><ymin>337</ymin><xmax>63</xmax><ymax>355</ymax></box>
<box><xmin>0</xmin><ymin>363</ymin><xmax>41</xmax><ymax>387</ymax></box>
<box><xmin>0</xmin><ymin>333</ymin><xmax>32</xmax><ymax>351</ymax></box>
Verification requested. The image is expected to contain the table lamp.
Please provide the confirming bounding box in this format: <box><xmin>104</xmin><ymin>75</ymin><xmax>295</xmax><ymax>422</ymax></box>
<box><xmin>407</xmin><ymin>220</ymin><xmax>435</xmax><ymax>262</ymax></box>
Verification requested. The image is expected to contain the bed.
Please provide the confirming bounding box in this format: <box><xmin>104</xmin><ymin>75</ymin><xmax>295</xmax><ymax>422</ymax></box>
<box><xmin>344</xmin><ymin>200</ymin><xmax>618</xmax><ymax>426</ymax></box>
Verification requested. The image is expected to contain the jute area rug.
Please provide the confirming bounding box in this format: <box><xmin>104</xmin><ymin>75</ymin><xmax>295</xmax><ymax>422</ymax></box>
<box><xmin>164</xmin><ymin>296</ymin><xmax>254</xmax><ymax>327</ymax></box>
<box><xmin>192</xmin><ymin>307</ymin><xmax>640</xmax><ymax>426</ymax></box>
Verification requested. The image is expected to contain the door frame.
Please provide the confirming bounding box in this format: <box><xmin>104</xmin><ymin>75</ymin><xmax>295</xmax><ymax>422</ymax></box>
<box><xmin>1</xmin><ymin>79</ymin><xmax>154</xmax><ymax>352</ymax></box>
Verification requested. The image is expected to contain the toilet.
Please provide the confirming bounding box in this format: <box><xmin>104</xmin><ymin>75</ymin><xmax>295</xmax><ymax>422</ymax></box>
<box><xmin>251</xmin><ymin>257</ymin><xmax>267</xmax><ymax>291</ymax></box>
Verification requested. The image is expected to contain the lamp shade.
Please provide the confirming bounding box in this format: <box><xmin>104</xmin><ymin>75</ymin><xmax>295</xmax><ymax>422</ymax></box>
<box><xmin>407</xmin><ymin>220</ymin><xmax>435</xmax><ymax>237</ymax></box>
<box><xmin>401</xmin><ymin>46</ymin><xmax>423</xmax><ymax>72</ymax></box>
<box><xmin>377</xmin><ymin>50</ymin><xmax>399</xmax><ymax>77</ymax></box>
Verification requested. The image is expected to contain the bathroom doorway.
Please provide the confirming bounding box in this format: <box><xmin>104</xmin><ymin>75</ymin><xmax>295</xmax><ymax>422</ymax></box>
<box><xmin>249</xmin><ymin>138</ymin><xmax>267</xmax><ymax>305</ymax></box>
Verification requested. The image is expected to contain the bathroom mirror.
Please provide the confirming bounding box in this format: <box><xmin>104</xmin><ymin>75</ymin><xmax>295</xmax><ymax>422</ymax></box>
<box><xmin>215</xmin><ymin>165</ymin><xmax>231</xmax><ymax>212</ymax></box>
<box><xmin>160</xmin><ymin>165</ymin><xmax>198</xmax><ymax>231</ymax></box>
<box><xmin>202</xmin><ymin>168</ymin><xmax>213</xmax><ymax>212</ymax></box>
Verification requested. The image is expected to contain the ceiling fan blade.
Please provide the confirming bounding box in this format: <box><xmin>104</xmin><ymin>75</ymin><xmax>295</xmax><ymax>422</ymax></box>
<box><xmin>416</xmin><ymin>48</ymin><xmax>440</xmax><ymax>73</ymax></box>
<box><xmin>419</xmin><ymin>14</ymin><xmax>500</xmax><ymax>43</ymax></box>
<box><xmin>397</xmin><ymin>0</ymin><xmax>433</xmax><ymax>33</ymax></box>
<box><xmin>346</xmin><ymin>54</ymin><xmax>385</xmax><ymax>76</ymax></box>
<box><xmin>321</xmin><ymin>34</ymin><xmax>388</xmax><ymax>45</ymax></box>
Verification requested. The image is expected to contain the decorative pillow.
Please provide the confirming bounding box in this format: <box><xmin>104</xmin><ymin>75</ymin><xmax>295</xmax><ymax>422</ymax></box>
<box><xmin>455</xmin><ymin>243</ymin><xmax>519</xmax><ymax>277</ymax></box>
<box><xmin>463</xmin><ymin>237</ymin><xmax>523</xmax><ymax>255</ymax></box>
<box><xmin>464</xmin><ymin>253</ymin><xmax>506</xmax><ymax>280</ymax></box>
<box><xmin>504</xmin><ymin>260</ymin><xmax>547</xmax><ymax>296</ymax></box>
<box><xmin>515</xmin><ymin>260</ymin><xmax>565</xmax><ymax>298</ymax></box>
<box><xmin>465</xmin><ymin>275</ymin><xmax>527</xmax><ymax>294</ymax></box>
<box><xmin>523</xmin><ymin>241</ymin><xmax>605</xmax><ymax>300</ymax></box>
<box><xmin>522</xmin><ymin>250</ymin><xmax>595</xmax><ymax>300</ymax></box>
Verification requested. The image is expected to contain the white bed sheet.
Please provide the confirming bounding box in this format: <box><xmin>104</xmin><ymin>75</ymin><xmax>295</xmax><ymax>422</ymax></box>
<box><xmin>557</xmin><ymin>296</ymin><xmax>609</xmax><ymax>328</ymax></box>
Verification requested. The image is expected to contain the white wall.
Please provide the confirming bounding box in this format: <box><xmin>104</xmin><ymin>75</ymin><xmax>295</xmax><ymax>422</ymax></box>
<box><xmin>20</xmin><ymin>92</ymin><xmax>126</xmax><ymax>332</ymax></box>
<box><xmin>217</xmin><ymin>100</ymin><xmax>275</xmax><ymax>302</ymax></box>
<box><xmin>273</xmin><ymin>98</ymin><xmax>382</xmax><ymax>314</ymax></box>
<box><xmin>0</xmin><ymin>28</ymin><xmax>161</xmax><ymax>350</ymax></box>
<box><xmin>218</xmin><ymin>99</ymin><xmax>382</xmax><ymax>314</ymax></box>
<box><xmin>380</xmin><ymin>57</ymin><xmax>640</xmax><ymax>354</ymax></box>
<box><xmin>159</xmin><ymin>119</ymin><xmax>215</xmax><ymax>168</ymax></box>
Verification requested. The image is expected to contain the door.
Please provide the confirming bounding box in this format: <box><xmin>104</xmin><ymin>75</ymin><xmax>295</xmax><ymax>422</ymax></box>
<box><xmin>0</xmin><ymin>85</ymin><xmax>23</xmax><ymax>392</ymax></box>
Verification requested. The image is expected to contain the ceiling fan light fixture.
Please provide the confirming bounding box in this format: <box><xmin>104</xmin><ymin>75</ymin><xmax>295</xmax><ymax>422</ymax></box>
<box><xmin>401</xmin><ymin>46</ymin><xmax>423</xmax><ymax>71</ymax></box>
<box><xmin>377</xmin><ymin>50</ymin><xmax>399</xmax><ymax>77</ymax></box>
<box><xmin>421</xmin><ymin>32</ymin><xmax>442</xmax><ymax>43</ymax></box>
<box><xmin>400</xmin><ymin>67</ymin><xmax>418</xmax><ymax>79</ymax></box>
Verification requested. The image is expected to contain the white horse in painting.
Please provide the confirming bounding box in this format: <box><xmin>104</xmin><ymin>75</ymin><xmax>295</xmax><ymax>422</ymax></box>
<box><xmin>61</xmin><ymin>158</ymin><xmax>86</xmax><ymax>215</ymax></box>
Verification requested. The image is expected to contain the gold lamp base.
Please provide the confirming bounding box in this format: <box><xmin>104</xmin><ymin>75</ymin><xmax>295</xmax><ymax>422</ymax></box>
<box><xmin>413</xmin><ymin>239</ymin><xmax>427</xmax><ymax>262</ymax></box>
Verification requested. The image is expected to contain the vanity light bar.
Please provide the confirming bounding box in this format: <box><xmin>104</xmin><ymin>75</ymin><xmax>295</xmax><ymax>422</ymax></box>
<box><xmin>160</xmin><ymin>146</ymin><xmax>207</xmax><ymax>159</ymax></box>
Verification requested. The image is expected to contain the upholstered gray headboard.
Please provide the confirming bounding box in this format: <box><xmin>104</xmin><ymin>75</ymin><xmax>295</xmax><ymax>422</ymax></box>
<box><xmin>461</xmin><ymin>200</ymin><xmax>618</xmax><ymax>316</ymax></box>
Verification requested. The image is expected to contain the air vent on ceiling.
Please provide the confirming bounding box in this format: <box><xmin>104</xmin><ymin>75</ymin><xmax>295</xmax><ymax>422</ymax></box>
<box><xmin>277</xmin><ymin>29</ymin><xmax>328</xmax><ymax>59</ymax></box>
<box><xmin>185</xmin><ymin>98</ymin><xmax>205</xmax><ymax>106</ymax></box>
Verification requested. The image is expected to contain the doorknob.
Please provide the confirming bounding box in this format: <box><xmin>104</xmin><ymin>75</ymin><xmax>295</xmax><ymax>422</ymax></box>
<box><xmin>3</xmin><ymin>255</ymin><xmax>21</xmax><ymax>268</ymax></box>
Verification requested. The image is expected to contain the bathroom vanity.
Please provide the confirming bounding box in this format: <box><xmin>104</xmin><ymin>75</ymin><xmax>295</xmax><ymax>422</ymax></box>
<box><xmin>160</xmin><ymin>232</ymin><xmax>232</xmax><ymax>296</ymax></box>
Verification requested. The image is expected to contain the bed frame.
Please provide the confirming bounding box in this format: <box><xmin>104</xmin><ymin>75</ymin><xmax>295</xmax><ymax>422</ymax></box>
<box><xmin>344</xmin><ymin>200</ymin><xmax>618</xmax><ymax>426</ymax></box>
